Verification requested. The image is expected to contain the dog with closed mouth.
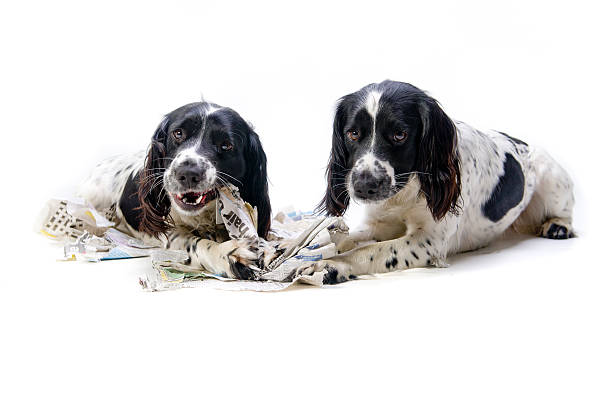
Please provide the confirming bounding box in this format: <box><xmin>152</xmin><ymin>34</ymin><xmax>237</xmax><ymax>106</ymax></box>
<box><xmin>306</xmin><ymin>80</ymin><xmax>575</xmax><ymax>284</ymax></box>
<box><xmin>78</xmin><ymin>101</ymin><xmax>270</xmax><ymax>279</ymax></box>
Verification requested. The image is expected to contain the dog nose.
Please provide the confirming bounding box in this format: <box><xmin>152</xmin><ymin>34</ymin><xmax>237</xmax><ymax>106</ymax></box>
<box><xmin>176</xmin><ymin>162</ymin><xmax>204</xmax><ymax>189</ymax></box>
<box><xmin>353</xmin><ymin>171</ymin><xmax>384</xmax><ymax>199</ymax></box>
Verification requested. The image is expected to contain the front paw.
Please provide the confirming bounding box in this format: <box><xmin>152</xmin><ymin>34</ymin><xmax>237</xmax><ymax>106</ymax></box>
<box><xmin>220</xmin><ymin>238</ymin><xmax>260</xmax><ymax>280</ymax></box>
<box><xmin>295</xmin><ymin>260</ymin><xmax>354</xmax><ymax>285</ymax></box>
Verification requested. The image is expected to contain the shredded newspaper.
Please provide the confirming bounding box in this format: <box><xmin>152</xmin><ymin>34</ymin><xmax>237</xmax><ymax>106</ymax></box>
<box><xmin>38</xmin><ymin>186</ymin><xmax>350</xmax><ymax>291</ymax></box>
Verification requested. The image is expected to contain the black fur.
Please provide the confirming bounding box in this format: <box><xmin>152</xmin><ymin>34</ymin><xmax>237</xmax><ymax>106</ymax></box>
<box><xmin>483</xmin><ymin>153</ymin><xmax>525</xmax><ymax>222</ymax></box>
<box><xmin>119</xmin><ymin>174</ymin><xmax>141</xmax><ymax>231</ymax></box>
<box><xmin>241</xmin><ymin>128</ymin><xmax>272</xmax><ymax>237</ymax></box>
<box><xmin>138</xmin><ymin>119</ymin><xmax>172</xmax><ymax>237</ymax></box>
<box><xmin>318</xmin><ymin>100</ymin><xmax>352</xmax><ymax>216</ymax></box>
<box><xmin>499</xmin><ymin>131</ymin><xmax>528</xmax><ymax>146</ymax></box>
<box><xmin>229</xmin><ymin>253</ymin><xmax>257</xmax><ymax>280</ymax></box>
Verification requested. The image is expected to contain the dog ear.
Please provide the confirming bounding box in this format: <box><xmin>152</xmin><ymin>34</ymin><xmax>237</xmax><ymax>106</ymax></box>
<box><xmin>416</xmin><ymin>97</ymin><xmax>461</xmax><ymax>221</ymax></box>
<box><xmin>137</xmin><ymin>118</ymin><xmax>172</xmax><ymax>237</ymax></box>
<box><xmin>316</xmin><ymin>100</ymin><xmax>350</xmax><ymax>216</ymax></box>
<box><xmin>241</xmin><ymin>130</ymin><xmax>271</xmax><ymax>238</ymax></box>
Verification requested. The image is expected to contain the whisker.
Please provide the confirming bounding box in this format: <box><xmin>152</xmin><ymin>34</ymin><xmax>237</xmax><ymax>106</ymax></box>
<box><xmin>394</xmin><ymin>171</ymin><xmax>431</xmax><ymax>178</ymax></box>
<box><xmin>145</xmin><ymin>179</ymin><xmax>164</xmax><ymax>196</ymax></box>
<box><xmin>140</xmin><ymin>179</ymin><xmax>162</xmax><ymax>187</ymax></box>
<box><xmin>141</xmin><ymin>172</ymin><xmax>163</xmax><ymax>182</ymax></box>
<box><xmin>330</xmin><ymin>162</ymin><xmax>350</xmax><ymax>170</ymax></box>
<box><xmin>155</xmin><ymin>186</ymin><xmax>168</xmax><ymax>207</ymax></box>
<box><xmin>336</xmin><ymin>189</ymin><xmax>350</xmax><ymax>201</ymax></box>
<box><xmin>217</xmin><ymin>171</ymin><xmax>243</xmax><ymax>186</ymax></box>
<box><xmin>214</xmin><ymin>177</ymin><xmax>232</xmax><ymax>190</ymax></box>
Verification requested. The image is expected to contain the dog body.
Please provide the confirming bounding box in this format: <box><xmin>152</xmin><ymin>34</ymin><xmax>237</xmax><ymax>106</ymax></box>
<box><xmin>78</xmin><ymin>101</ymin><xmax>270</xmax><ymax>278</ymax></box>
<box><xmin>310</xmin><ymin>81</ymin><xmax>574</xmax><ymax>283</ymax></box>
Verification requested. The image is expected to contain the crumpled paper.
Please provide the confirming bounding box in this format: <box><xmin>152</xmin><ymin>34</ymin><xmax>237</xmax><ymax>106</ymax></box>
<box><xmin>38</xmin><ymin>186</ymin><xmax>350</xmax><ymax>291</ymax></box>
<box><xmin>37</xmin><ymin>198</ymin><xmax>158</xmax><ymax>261</ymax></box>
<box><xmin>142</xmin><ymin>185</ymin><xmax>350</xmax><ymax>291</ymax></box>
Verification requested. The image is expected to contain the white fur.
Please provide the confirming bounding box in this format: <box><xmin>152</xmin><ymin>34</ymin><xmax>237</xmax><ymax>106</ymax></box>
<box><xmin>364</xmin><ymin>90</ymin><xmax>382</xmax><ymax>149</ymax></box>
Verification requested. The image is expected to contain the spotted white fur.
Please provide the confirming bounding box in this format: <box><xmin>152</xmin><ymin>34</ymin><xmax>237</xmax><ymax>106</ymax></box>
<box><xmin>78</xmin><ymin>151</ymin><xmax>145</xmax><ymax>212</ymax></box>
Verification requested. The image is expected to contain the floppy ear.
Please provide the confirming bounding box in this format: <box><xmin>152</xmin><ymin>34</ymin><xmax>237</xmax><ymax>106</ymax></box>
<box><xmin>241</xmin><ymin>130</ymin><xmax>271</xmax><ymax>238</ymax></box>
<box><xmin>416</xmin><ymin>97</ymin><xmax>462</xmax><ymax>221</ymax></box>
<box><xmin>137</xmin><ymin>118</ymin><xmax>172</xmax><ymax>238</ymax></box>
<box><xmin>316</xmin><ymin>100</ymin><xmax>350</xmax><ymax>216</ymax></box>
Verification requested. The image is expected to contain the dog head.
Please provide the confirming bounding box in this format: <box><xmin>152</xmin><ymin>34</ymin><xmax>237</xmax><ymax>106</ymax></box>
<box><xmin>319</xmin><ymin>80</ymin><xmax>461</xmax><ymax>220</ymax></box>
<box><xmin>138</xmin><ymin>101</ymin><xmax>271</xmax><ymax>237</ymax></box>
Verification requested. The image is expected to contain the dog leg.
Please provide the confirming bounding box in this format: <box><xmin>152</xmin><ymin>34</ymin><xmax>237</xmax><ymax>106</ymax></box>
<box><xmin>165</xmin><ymin>232</ymin><xmax>260</xmax><ymax>279</ymax></box>
<box><xmin>296</xmin><ymin>232</ymin><xmax>445</xmax><ymax>284</ymax></box>
<box><xmin>514</xmin><ymin>148</ymin><xmax>575</xmax><ymax>238</ymax></box>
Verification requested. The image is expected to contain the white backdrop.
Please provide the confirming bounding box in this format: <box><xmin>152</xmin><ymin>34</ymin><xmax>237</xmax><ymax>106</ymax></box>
<box><xmin>1</xmin><ymin>1</ymin><xmax>611</xmax><ymax>406</ymax></box>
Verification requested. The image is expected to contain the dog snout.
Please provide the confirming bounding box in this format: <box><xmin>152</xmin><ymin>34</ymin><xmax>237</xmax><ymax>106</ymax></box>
<box><xmin>175</xmin><ymin>160</ymin><xmax>206</xmax><ymax>189</ymax></box>
<box><xmin>353</xmin><ymin>170</ymin><xmax>387</xmax><ymax>200</ymax></box>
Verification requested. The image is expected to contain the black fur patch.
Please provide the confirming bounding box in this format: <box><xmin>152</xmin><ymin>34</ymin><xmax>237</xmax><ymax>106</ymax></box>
<box><xmin>191</xmin><ymin>238</ymin><xmax>201</xmax><ymax>253</ymax></box>
<box><xmin>483</xmin><ymin>153</ymin><xmax>525</xmax><ymax>222</ymax></box>
<box><xmin>323</xmin><ymin>268</ymin><xmax>339</xmax><ymax>285</ymax></box>
<box><xmin>385</xmin><ymin>257</ymin><xmax>398</xmax><ymax>269</ymax></box>
<box><xmin>499</xmin><ymin>131</ymin><xmax>528</xmax><ymax>146</ymax></box>
<box><xmin>229</xmin><ymin>261</ymin><xmax>256</xmax><ymax>280</ymax></box>
<box><xmin>118</xmin><ymin>173</ymin><xmax>142</xmax><ymax>231</ymax></box>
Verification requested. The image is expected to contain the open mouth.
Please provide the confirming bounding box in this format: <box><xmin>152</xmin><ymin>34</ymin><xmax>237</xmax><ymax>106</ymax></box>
<box><xmin>173</xmin><ymin>190</ymin><xmax>216</xmax><ymax>210</ymax></box>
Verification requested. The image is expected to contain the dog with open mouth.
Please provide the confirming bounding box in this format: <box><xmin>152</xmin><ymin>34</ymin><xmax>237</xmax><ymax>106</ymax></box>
<box><xmin>301</xmin><ymin>80</ymin><xmax>575</xmax><ymax>284</ymax></box>
<box><xmin>78</xmin><ymin>101</ymin><xmax>271</xmax><ymax>279</ymax></box>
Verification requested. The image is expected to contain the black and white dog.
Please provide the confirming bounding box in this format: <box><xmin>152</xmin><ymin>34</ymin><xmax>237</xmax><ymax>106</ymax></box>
<box><xmin>307</xmin><ymin>80</ymin><xmax>575</xmax><ymax>284</ymax></box>
<box><xmin>78</xmin><ymin>101</ymin><xmax>270</xmax><ymax>278</ymax></box>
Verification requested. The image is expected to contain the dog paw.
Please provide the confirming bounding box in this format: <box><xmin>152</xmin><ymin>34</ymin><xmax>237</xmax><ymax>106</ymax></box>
<box><xmin>294</xmin><ymin>260</ymin><xmax>355</xmax><ymax>285</ymax></box>
<box><xmin>335</xmin><ymin>238</ymin><xmax>357</xmax><ymax>254</ymax></box>
<box><xmin>540</xmin><ymin>218</ymin><xmax>575</xmax><ymax>239</ymax></box>
<box><xmin>222</xmin><ymin>238</ymin><xmax>260</xmax><ymax>280</ymax></box>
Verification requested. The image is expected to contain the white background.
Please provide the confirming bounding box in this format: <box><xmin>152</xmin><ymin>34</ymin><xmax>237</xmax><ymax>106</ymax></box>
<box><xmin>1</xmin><ymin>0</ymin><xmax>611</xmax><ymax>406</ymax></box>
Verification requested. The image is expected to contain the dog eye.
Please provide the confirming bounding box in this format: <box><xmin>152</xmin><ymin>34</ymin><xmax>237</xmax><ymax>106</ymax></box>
<box><xmin>171</xmin><ymin>128</ymin><xmax>186</xmax><ymax>142</ymax></box>
<box><xmin>346</xmin><ymin>129</ymin><xmax>359</xmax><ymax>141</ymax></box>
<box><xmin>393</xmin><ymin>131</ymin><xmax>408</xmax><ymax>142</ymax></box>
<box><xmin>220</xmin><ymin>141</ymin><xmax>233</xmax><ymax>151</ymax></box>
